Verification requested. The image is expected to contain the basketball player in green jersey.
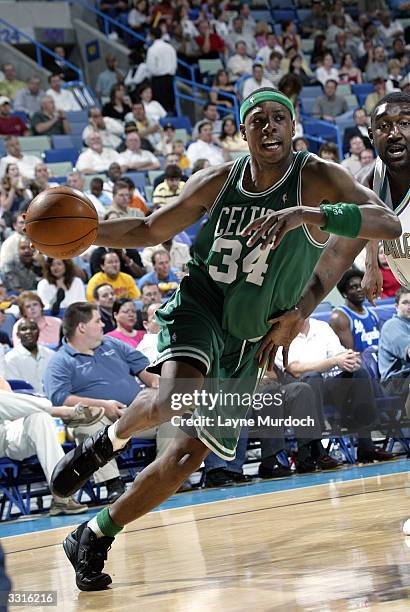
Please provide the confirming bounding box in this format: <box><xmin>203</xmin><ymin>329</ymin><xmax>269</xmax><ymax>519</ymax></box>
<box><xmin>52</xmin><ymin>88</ymin><xmax>400</xmax><ymax>591</ymax></box>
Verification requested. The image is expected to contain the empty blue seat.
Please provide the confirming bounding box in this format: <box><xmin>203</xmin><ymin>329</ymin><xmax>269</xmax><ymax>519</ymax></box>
<box><xmin>0</xmin><ymin>139</ymin><xmax>5</xmax><ymax>157</ymax></box>
<box><xmin>124</xmin><ymin>171</ymin><xmax>147</xmax><ymax>191</ymax></box>
<box><xmin>44</xmin><ymin>148</ymin><xmax>79</xmax><ymax>165</ymax></box>
<box><xmin>301</xmin><ymin>85</ymin><xmax>323</xmax><ymax>98</ymax></box>
<box><xmin>351</xmin><ymin>83</ymin><xmax>374</xmax><ymax>97</ymax></box>
<box><xmin>70</xmin><ymin>122</ymin><xmax>87</xmax><ymax>136</ymax></box>
<box><xmin>51</xmin><ymin>134</ymin><xmax>84</xmax><ymax>150</ymax></box>
<box><xmin>65</xmin><ymin>110</ymin><xmax>89</xmax><ymax>123</ymax></box>
<box><xmin>271</xmin><ymin>0</ymin><xmax>294</xmax><ymax>7</ymax></box>
<box><xmin>12</xmin><ymin>111</ymin><xmax>29</xmax><ymax>124</ymax></box>
<box><xmin>159</xmin><ymin>116</ymin><xmax>192</xmax><ymax>133</ymax></box>
<box><xmin>271</xmin><ymin>8</ymin><xmax>296</xmax><ymax>21</ymax></box>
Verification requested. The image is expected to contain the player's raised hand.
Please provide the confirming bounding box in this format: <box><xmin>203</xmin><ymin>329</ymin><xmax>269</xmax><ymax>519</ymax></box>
<box><xmin>361</xmin><ymin>265</ymin><xmax>383</xmax><ymax>305</ymax></box>
<box><xmin>241</xmin><ymin>207</ymin><xmax>304</xmax><ymax>250</ymax></box>
<box><xmin>256</xmin><ymin>308</ymin><xmax>305</xmax><ymax>370</ymax></box>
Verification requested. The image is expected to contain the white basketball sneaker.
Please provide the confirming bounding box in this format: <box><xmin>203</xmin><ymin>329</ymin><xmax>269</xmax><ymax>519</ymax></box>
<box><xmin>402</xmin><ymin>518</ymin><xmax>410</xmax><ymax>535</ymax></box>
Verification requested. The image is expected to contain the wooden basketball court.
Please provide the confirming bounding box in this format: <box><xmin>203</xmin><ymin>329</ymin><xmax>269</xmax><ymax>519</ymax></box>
<box><xmin>3</xmin><ymin>468</ymin><xmax>410</xmax><ymax>611</ymax></box>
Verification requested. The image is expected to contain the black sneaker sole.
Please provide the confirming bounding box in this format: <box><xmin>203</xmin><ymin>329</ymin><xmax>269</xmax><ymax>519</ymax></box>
<box><xmin>63</xmin><ymin>532</ymin><xmax>112</xmax><ymax>592</ymax></box>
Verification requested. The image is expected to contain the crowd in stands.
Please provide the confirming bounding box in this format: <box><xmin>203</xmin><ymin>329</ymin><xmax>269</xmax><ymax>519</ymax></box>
<box><xmin>0</xmin><ymin>0</ymin><xmax>409</xmax><ymax>513</ymax></box>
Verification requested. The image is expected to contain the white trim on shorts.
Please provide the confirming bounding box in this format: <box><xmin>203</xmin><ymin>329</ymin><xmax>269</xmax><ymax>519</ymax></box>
<box><xmin>149</xmin><ymin>346</ymin><xmax>211</xmax><ymax>374</ymax></box>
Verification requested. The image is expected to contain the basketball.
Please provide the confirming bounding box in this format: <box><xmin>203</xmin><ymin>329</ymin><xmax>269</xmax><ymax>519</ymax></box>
<box><xmin>24</xmin><ymin>186</ymin><xmax>99</xmax><ymax>259</ymax></box>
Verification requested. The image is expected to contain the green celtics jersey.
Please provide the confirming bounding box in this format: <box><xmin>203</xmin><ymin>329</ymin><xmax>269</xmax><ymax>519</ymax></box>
<box><xmin>189</xmin><ymin>151</ymin><xmax>329</xmax><ymax>340</ymax></box>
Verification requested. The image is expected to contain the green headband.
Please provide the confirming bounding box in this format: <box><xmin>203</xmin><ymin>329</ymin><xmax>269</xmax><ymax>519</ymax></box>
<box><xmin>240</xmin><ymin>91</ymin><xmax>295</xmax><ymax>123</ymax></box>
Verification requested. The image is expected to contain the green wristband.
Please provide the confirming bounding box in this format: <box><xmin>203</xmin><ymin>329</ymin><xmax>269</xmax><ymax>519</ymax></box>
<box><xmin>319</xmin><ymin>203</ymin><xmax>362</xmax><ymax>238</ymax></box>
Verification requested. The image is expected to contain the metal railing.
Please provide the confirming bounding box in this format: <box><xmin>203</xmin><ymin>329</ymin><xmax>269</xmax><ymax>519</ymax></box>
<box><xmin>0</xmin><ymin>17</ymin><xmax>84</xmax><ymax>85</ymax></box>
<box><xmin>174</xmin><ymin>76</ymin><xmax>240</xmax><ymax>128</ymax></box>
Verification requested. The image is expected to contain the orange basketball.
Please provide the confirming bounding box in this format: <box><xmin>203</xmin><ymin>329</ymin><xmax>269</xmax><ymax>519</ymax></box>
<box><xmin>24</xmin><ymin>186</ymin><xmax>99</xmax><ymax>259</ymax></box>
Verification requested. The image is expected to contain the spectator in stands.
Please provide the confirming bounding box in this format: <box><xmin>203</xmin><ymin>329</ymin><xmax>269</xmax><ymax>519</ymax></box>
<box><xmin>312</xmin><ymin>79</ymin><xmax>348</xmax><ymax>122</ymax></box>
<box><xmin>227</xmin><ymin>41</ymin><xmax>253</xmax><ymax>80</ymax></box>
<box><xmin>365</xmin><ymin>47</ymin><xmax>389</xmax><ymax>83</ymax></box>
<box><xmin>90</xmin><ymin>242</ymin><xmax>145</xmax><ymax>278</ymax></box>
<box><xmin>37</xmin><ymin>257</ymin><xmax>86</xmax><ymax>313</ymax></box>
<box><xmin>137</xmin><ymin>301</ymin><xmax>161</xmax><ymax>362</ymax></box>
<box><xmin>301</xmin><ymin>0</ymin><xmax>328</xmax><ymax>38</ymax></box>
<box><xmin>293</xmin><ymin>137</ymin><xmax>309</xmax><ymax>151</ymax></box>
<box><xmin>152</xmin><ymin>152</ymin><xmax>188</xmax><ymax>188</ymax></box>
<box><xmin>220</xmin><ymin>116</ymin><xmax>248</xmax><ymax>155</ymax></box>
<box><xmin>0</xmin><ymin>376</ymin><xmax>96</xmax><ymax>515</ymax></box>
<box><xmin>400</xmin><ymin>74</ymin><xmax>410</xmax><ymax>95</ymax></box>
<box><xmin>379</xmin><ymin>288</ymin><xmax>410</xmax><ymax>404</ymax></box>
<box><xmin>377</xmin><ymin>10</ymin><xmax>404</xmax><ymax>47</ymax></box>
<box><xmin>365</xmin><ymin>78</ymin><xmax>387</xmax><ymax>114</ymax></box>
<box><xmin>105</xmin><ymin>179</ymin><xmax>144</xmax><ymax>219</ymax></box>
<box><xmin>377</xmin><ymin>243</ymin><xmax>400</xmax><ymax>299</ymax></box>
<box><xmin>257</xmin><ymin>33</ymin><xmax>284</xmax><ymax>68</ymax></box>
<box><xmin>82</xmin><ymin>107</ymin><xmax>123</xmax><ymax>149</ymax></box>
<box><xmin>289</xmin><ymin>54</ymin><xmax>312</xmax><ymax>87</ymax></box>
<box><xmin>315</xmin><ymin>52</ymin><xmax>339</xmax><ymax>87</ymax></box>
<box><xmin>0</xmin><ymin>211</ymin><xmax>25</xmax><ymax>265</ymax></box>
<box><xmin>120</xmin><ymin>176</ymin><xmax>149</xmax><ymax>217</ymax></box>
<box><xmin>186</xmin><ymin>121</ymin><xmax>227</xmax><ymax>168</ymax></box>
<box><xmin>86</xmin><ymin>250</ymin><xmax>140</xmax><ymax>301</ymax></box>
<box><xmin>195</xmin><ymin>19</ymin><xmax>225</xmax><ymax>61</ymax></box>
<box><xmin>31</xmin><ymin>95</ymin><xmax>71</xmax><ymax>136</ymax></box>
<box><xmin>134</xmin><ymin>282</ymin><xmax>161</xmax><ymax>330</ymax></box>
<box><xmin>386</xmin><ymin>59</ymin><xmax>403</xmax><ymax>93</ymax></box>
<box><xmin>157</xmin><ymin>122</ymin><xmax>176</xmax><ymax>156</ymax></box>
<box><xmin>128</xmin><ymin>0</ymin><xmax>150</xmax><ymax>35</ymax></box>
<box><xmin>227</xmin><ymin>16</ymin><xmax>257</xmax><ymax>58</ymax></box>
<box><xmin>192</xmin><ymin>103</ymin><xmax>222</xmax><ymax>141</ymax></box>
<box><xmin>343</xmin><ymin>107</ymin><xmax>372</xmax><ymax>152</ymax></box>
<box><xmin>0</xmin><ymin>164</ymin><xmax>30</xmax><ymax>217</ymax></box>
<box><xmin>341</xmin><ymin>136</ymin><xmax>366</xmax><ymax>177</ymax></box>
<box><xmin>139</xmin><ymin>83</ymin><xmax>167</xmax><ymax>124</ymax></box>
<box><xmin>329</xmin><ymin>268</ymin><xmax>380</xmax><ymax>352</ymax></box>
<box><xmin>359</xmin><ymin>148</ymin><xmax>375</xmax><ymax>170</ymax></box>
<box><xmin>137</xmin><ymin>250</ymin><xmax>180</xmax><ymax>297</ymax></box>
<box><xmin>124</xmin><ymin>101</ymin><xmax>162</xmax><ymax>151</ymax></box>
<box><xmin>12</xmin><ymin>291</ymin><xmax>61</xmax><ymax>346</ymax></box>
<box><xmin>152</xmin><ymin>165</ymin><xmax>185</xmax><ymax>209</ymax></box>
<box><xmin>101</xmin><ymin>162</ymin><xmax>123</xmax><ymax>200</ymax></box>
<box><xmin>0</xmin><ymin>64</ymin><xmax>25</xmax><ymax>100</ymax></box>
<box><xmin>258</xmin><ymin>52</ymin><xmax>282</xmax><ymax>88</ymax></box>
<box><xmin>0</xmin><ymin>137</ymin><xmax>41</xmax><ymax>181</ymax></box>
<box><xmin>0</xmin><ymin>97</ymin><xmax>28</xmax><ymax>137</ymax></box>
<box><xmin>146</xmin><ymin>27</ymin><xmax>177</xmax><ymax>112</ymax></box>
<box><xmin>32</xmin><ymin>162</ymin><xmax>59</xmax><ymax>190</ymax></box>
<box><xmin>209</xmin><ymin>69</ymin><xmax>238</xmax><ymax>109</ymax></box>
<box><xmin>277</xmin><ymin>317</ymin><xmax>393</xmax><ymax>463</ymax></box>
<box><xmin>318</xmin><ymin>141</ymin><xmax>340</xmax><ymax>162</ymax></box>
<box><xmin>45</xmin><ymin>74</ymin><xmax>81</xmax><ymax>112</ymax></box>
<box><xmin>43</xmin><ymin>302</ymin><xmax>158</xmax><ymax>502</ymax></box>
<box><xmin>392</xmin><ymin>38</ymin><xmax>408</xmax><ymax>72</ymax></box>
<box><xmin>102</xmin><ymin>83</ymin><xmax>131</xmax><ymax>122</ymax></box>
<box><xmin>95</xmin><ymin>55</ymin><xmax>124</xmax><ymax>100</ymax></box>
<box><xmin>76</xmin><ymin>133</ymin><xmax>121</xmax><ymax>175</ymax></box>
<box><xmin>13</xmin><ymin>76</ymin><xmax>44</xmax><ymax>117</ymax></box>
<box><xmin>118</xmin><ymin>132</ymin><xmax>160</xmax><ymax>172</ymax></box>
<box><xmin>94</xmin><ymin>283</ymin><xmax>116</xmax><ymax>333</ymax></box>
<box><xmin>65</xmin><ymin>171</ymin><xmax>106</xmax><ymax>219</ymax></box>
<box><xmin>105</xmin><ymin>298</ymin><xmax>145</xmax><ymax>348</ymax></box>
<box><xmin>49</xmin><ymin>46</ymin><xmax>79</xmax><ymax>83</ymax></box>
<box><xmin>140</xmin><ymin>237</ymin><xmax>190</xmax><ymax>274</ymax></box>
<box><xmin>87</xmin><ymin>177</ymin><xmax>111</xmax><ymax>208</ymax></box>
<box><xmin>278</xmin><ymin>73</ymin><xmax>303</xmax><ymax>113</ymax></box>
<box><xmin>310</xmin><ymin>33</ymin><xmax>328</xmax><ymax>69</ymax></box>
<box><xmin>124</xmin><ymin>49</ymin><xmax>150</xmax><ymax>97</ymax></box>
<box><xmin>1</xmin><ymin>236</ymin><xmax>42</xmax><ymax>292</ymax></box>
<box><xmin>339</xmin><ymin>52</ymin><xmax>362</xmax><ymax>85</ymax></box>
<box><xmin>242</xmin><ymin>64</ymin><xmax>273</xmax><ymax>99</ymax></box>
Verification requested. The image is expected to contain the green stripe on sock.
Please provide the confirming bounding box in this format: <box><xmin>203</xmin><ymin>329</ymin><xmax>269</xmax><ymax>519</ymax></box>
<box><xmin>96</xmin><ymin>507</ymin><xmax>123</xmax><ymax>538</ymax></box>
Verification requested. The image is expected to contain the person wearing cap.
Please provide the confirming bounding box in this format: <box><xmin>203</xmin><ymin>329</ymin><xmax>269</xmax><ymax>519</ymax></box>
<box><xmin>0</xmin><ymin>64</ymin><xmax>25</xmax><ymax>100</ymax></box>
<box><xmin>0</xmin><ymin>97</ymin><xmax>28</xmax><ymax>137</ymax></box>
<box><xmin>51</xmin><ymin>87</ymin><xmax>401</xmax><ymax>590</ymax></box>
<box><xmin>312</xmin><ymin>79</ymin><xmax>348</xmax><ymax>122</ymax></box>
<box><xmin>365</xmin><ymin>78</ymin><xmax>387</xmax><ymax>114</ymax></box>
<box><xmin>242</xmin><ymin>63</ymin><xmax>273</xmax><ymax>99</ymax></box>
<box><xmin>152</xmin><ymin>164</ymin><xmax>185</xmax><ymax>208</ymax></box>
<box><xmin>82</xmin><ymin>107</ymin><xmax>124</xmax><ymax>149</ymax></box>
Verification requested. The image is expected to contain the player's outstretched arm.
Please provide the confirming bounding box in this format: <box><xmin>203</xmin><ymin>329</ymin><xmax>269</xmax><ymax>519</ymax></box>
<box><xmin>242</xmin><ymin>160</ymin><xmax>401</xmax><ymax>250</ymax></box>
<box><xmin>94</xmin><ymin>164</ymin><xmax>232</xmax><ymax>249</ymax></box>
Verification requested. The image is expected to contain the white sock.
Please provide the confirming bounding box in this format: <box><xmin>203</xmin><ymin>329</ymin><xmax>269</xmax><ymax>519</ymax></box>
<box><xmin>87</xmin><ymin>516</ymin><xmax>104</xmax><ymax>538</ymax></box>
<box><xmin>107</xmin><ymin>422</ymin><xmax>130</xmax><ymax>452</ymax></box>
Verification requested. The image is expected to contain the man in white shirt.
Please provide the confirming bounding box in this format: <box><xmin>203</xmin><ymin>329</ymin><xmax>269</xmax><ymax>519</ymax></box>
<box><xmin>242</xmin><ymin>63</ymin><xmax>274</xmax><ymax>99</ymax></box>
<box><xmin>257</xmin><ymin>33</ymin><xmax>284</xmax><ymax>67</ymax></box>
<box><xmin>0</xmin><ymin>136</ymin><xmax>41</xmax><ymax>180</ymax></box>
<box><xmin>76</xmin><ymin>133</ymin><xmax>121</xmax><ymax>175</ymax></box>
<box><xmin>82</xmin><ymin>107</ymin><xmax>124</xmax><ymax>149</ymax></box>
<box><xmin>4</xmin><ymin>318</ymin><xmax>54</xmax><ymax>394</ymax></box>
<box><xmin>186</xmin><ymin>121</ymin><xmax>227</xmax><ymax>168</ymax></box>
<box><xmin>227</xmin><ymin>17</ymin><xmax>257</xmax><ymax>57</ymax></box>
<box><xmin>137</xmin><ymin>302</ymin><xmax>161</xmax><ymax>364</ymax></box>
<box><xmin>46</xmin><ymin>74</ymin><xmax>81</xmax><ymax>112</ymax></box>
<box><xmin>118</xmin><ymin>132</ymin><xmax>160</xmax><ymax>172</ymax></box>
<box><xmin>146</xmin><ymin>27</ymin><xmax>177</xmax><ymax>112</ymax></box>
<box><xmin>0</xmin><ymin>212</ymin><xmax>26</xmax><ymax>267</ymax></box>
<box><xmin>341</xmin><ymin>136</ymin><xmax>366</xmax><ymax>177</ymax></box>
<box><xmin>227</xmin><ymin>41</ymin><xmax>253</xmax><ymax>80</ymax></box>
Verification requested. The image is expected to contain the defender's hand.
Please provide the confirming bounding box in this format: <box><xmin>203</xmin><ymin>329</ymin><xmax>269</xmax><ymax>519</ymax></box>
<box><xmin>257</xmin><ymin>308</ymin><xmax>305</xmax><ymax>370</ymax></box>
<box><xmin>362</xmin><ymin>265</ymin><xmax>383</xmax><ymax>305</ymax></box>
<box><xmin>241</xmin><ymin>207</ymin><xmax>304</xmax><ymax>251</ymax></box>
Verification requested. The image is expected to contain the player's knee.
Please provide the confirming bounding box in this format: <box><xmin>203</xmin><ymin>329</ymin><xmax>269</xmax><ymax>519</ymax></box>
<box><xmin>164</xmin><ymin>436</ymin><xmax>210</xmax><ymax>476</ymax></box>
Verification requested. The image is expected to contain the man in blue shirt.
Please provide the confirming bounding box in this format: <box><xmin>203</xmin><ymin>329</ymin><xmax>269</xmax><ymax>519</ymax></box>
<box><xmin>379</xmin><ymin>287</ymin><xmax>410</xmax><ymax>397</ymax></box>
<box><xmin>137</xmin><ymin>250</ymin><xmax>180</xmax><ymax>298</ymax></box>
<box><xmin>43</xmin><ymin>302</ymin><xmax>157</xmax><ymax>501</ymax></box>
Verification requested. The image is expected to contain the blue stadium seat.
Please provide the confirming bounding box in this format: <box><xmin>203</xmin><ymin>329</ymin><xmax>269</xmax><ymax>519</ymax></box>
<box><xmin>65</xmin><ymin>110</ymin><xmax>89</xmax><ymax>123</ymax></box>
<box><xmin>12</xmin><ymin>111</ymin><xmax>29</xmax><ymax>124</ymax></box>
<box><xmin>124</xmin><ymin>172</ymin><xmax>147</xmax><ymax>191</ymax></box>
<box><xmin>44</xmin><ymin>148</ymin><xmax>79</xmax><ymax>165</ymax></box>
<box><xmin>51</xmin><ymin>134</ymin><xmax>84</xmax><ymax>150</ymax></box>
<box><xmin>351</xmin><ymin>83</ymin><xmax>374</xmax><ymax>97</ymax></box>
<box><xmin>0</xmin><ymin>139</ymin><xmax>5</xmax><ymax>157</ymax></box>
<box><xmin>271</xmin><ymin>8</ymin><xmax>297</xmax><ymax>21</ymax></box>
<box><xmin>159</xmin><ymin>116</ymin><xmax>192</xmax><ymax>133</ymax></box>
<box><xmin>70</xmin><ymin>122</ymin><xmax>87</xmax><ymax>136</ymax></box>
<box><xmin>301</xmin><ymin>85</ymin><xmax>323</xmax><ymax>98</ymax></box>
<box><xmin>7</xmin><ymin>380</ymin><xmax>34</xmax><ymax>392</ymax></box>
<box><xmin>252</xmin><ymin>10</ymin><xmax>273</xmax><ymax>23</ymax></box>
<box><xmin>270</xmin><ymin>0</ymin><xmax>294</xmax><ymax>7</ymax></box>
<box><xmin>300</xmin><ymin>98</ymin><xmax>316</xmax><ymax>115</ymax></box>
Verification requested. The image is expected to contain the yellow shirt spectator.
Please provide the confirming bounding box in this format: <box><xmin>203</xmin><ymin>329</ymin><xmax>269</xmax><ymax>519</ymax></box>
<box><xmin>86</xmin><ymin>271</ymin><xmax>140</xmax><ymax>302</ymax></box>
